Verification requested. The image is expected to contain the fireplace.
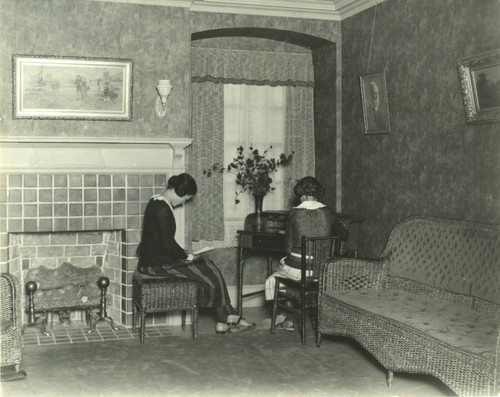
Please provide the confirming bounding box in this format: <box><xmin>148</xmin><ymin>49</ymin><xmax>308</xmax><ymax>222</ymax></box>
<box><xmin>0</xmin><ymin>136</ymin><xmax>192</xmax><ymax>327</ymax></box>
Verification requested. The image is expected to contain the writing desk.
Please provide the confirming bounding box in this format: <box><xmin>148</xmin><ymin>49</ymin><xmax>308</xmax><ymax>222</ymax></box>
<box><xmin>236</xmin><ymin>229</ymin><xmax>285</xmax><ymax>317</ymax></box>
<box><xmin>235</xmin><ymin>210</ymin><xmax>364</xmax><ymax>316</ymax></box>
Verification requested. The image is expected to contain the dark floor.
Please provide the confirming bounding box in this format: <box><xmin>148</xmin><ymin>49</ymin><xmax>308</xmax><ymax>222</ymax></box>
<box><xmin>1</xmin><ymin>306</ymin><xmax>455</xmax><ymax>397</ymax></box>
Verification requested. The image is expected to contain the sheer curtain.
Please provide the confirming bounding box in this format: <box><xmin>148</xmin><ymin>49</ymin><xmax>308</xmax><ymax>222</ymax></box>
<box><xmin>223</xmin><ymin>84</ymin><xmax>286</xmax><ymax>245</ymax></box>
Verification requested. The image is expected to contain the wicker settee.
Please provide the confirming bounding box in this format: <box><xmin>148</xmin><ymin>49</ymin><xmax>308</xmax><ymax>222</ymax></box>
<box><xmin>317</xmin><ymin>216</ymin><xmax>500</xmax><ymax>397</ymax></box>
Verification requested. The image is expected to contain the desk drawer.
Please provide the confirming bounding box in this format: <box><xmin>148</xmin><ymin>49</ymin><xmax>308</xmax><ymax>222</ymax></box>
<box><xmin>240</xmin><ymin>233</ymin><xmax>285</xmax><ymax>250</ymax></box>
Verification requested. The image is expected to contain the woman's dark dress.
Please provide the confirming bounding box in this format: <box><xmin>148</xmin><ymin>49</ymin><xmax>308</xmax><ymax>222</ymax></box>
<box><xmin>137</xmin><ymin>195</ymin><xmax>231</xmax><ymax>309</ymax></box>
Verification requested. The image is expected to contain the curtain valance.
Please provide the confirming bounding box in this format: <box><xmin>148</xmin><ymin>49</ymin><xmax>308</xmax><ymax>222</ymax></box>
<box><xmin>191</xmin><ymin>47</ymin><xmax>314</xmax><ymax>87</ymax></box>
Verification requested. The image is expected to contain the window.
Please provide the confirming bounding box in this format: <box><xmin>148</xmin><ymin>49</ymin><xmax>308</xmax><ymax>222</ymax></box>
<box><xmin>223</xmin><ymin>84</ymin><xmax>286</xmax><ymax>241</ymax></box>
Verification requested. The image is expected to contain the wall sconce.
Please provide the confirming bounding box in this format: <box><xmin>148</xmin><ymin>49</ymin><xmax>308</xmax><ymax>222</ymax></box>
<box><xmin>154</xmin><ymin>80</ymin><xmax>172</xmax><ymax>119</ymax></box>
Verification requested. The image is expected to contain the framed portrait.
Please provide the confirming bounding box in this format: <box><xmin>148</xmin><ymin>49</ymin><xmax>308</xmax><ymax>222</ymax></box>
<box><xmin>458</xmin><ymin>49</ymin><xmax>500</xmax><ymax>125</ymax></box>
<box><xmin>12</xmin><ymin>55</ymin><xmax>133</xmax><ymax>121</ymax></box>
<box><xmin>360</xmin><ymin>71</ymin><xmax>391</xmax><ymax>135</ymax></box>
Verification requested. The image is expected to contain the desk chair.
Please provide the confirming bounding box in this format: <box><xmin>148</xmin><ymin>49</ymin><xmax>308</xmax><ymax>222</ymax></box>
<box><xmin>271</xmin><ymin>235</ymin><xmax>338</xmax><ymax>345</ymax></box>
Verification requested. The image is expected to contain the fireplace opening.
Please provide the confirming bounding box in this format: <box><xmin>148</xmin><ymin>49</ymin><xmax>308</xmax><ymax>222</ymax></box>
<box><xmin>9</xmin><ymin>230</ymin><xmax>122</xmax><ymax>325</ymax></box>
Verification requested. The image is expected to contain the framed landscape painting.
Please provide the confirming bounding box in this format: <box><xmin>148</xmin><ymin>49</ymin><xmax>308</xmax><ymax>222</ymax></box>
<box><xmin>458</xmin><ymin>49</ymin><xmax>500</xmax><ymax>125</ymax></box>
<box><xmin>12</xmin><ymin>55</ymin><xmax>133</xmax><ymax>121</ymax></box>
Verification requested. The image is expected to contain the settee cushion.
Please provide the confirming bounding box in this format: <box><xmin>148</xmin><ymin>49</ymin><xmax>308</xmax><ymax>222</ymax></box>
<box><xmin>325</xmin><ymin>288</ymin><xmax>499</xmax><ymax>360</ymax></box>
<box><xmin>381</xmin><ymin>217</ymin><xmax>500</xmax><ymax>305</ymax></box>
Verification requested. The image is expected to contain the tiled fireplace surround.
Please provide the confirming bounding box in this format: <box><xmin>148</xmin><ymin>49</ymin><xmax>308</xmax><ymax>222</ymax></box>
<box><xmin>0</xmin><ymin>136</ymin><xmax>192</xmax><ymax>327</ymax></box>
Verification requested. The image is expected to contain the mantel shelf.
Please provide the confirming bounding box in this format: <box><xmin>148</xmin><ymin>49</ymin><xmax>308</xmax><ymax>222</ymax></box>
<box><xmin>0</xmin><ymin>136</ymin><xmax>192</xmax><ymax>173</ymax></box>
<box><xmin>0</xmin><ymin>136</ymin><xmax>192</xmax><ymax>150</ymax></box>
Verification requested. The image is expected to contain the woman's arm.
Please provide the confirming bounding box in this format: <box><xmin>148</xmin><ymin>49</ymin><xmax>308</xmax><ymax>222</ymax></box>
<box><xmin>157</xmin><ymin>204</ymin><xmax>188</xmax><ymax>260</ymax></box>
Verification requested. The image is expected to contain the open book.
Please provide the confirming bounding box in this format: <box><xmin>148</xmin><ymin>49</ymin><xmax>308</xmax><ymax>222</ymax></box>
<box><xmin>193</xmin><ymin>246</ymin><xmax>215</xmax><ymax>255</ymax></box>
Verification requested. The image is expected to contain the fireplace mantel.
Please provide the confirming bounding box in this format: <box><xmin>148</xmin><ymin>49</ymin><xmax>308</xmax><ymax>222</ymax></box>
<box><xmin>0</xmin><ymin>136</ymin><xmax>192</xmax><ymax>173</ymax></box>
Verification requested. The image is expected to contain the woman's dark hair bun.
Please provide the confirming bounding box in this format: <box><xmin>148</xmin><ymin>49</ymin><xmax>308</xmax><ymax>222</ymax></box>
<box><xmin>167</xmin><ymin>173</ymin><xmax>197</xmax><ymax>197</ymax></box>
<box><xmin>293</xmin><ymin>176</ymin><xmax>325</xmax><ymax>200</ymax></box>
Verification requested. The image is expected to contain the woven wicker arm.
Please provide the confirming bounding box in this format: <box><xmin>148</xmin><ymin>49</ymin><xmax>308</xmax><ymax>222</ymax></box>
<box><xmin>496</xmin><ymin>327</ymin><xmax>500</xmax><ymax>394</ymax></box>
<box><xmin>0</xmin><ymin>273</ymin><xmax>22</xmax><ymax>369</ymax></box>
<box><xmin>319</xmin><ymin>256</ymin><xmax>387</xmax><ymax>292</ymax></box>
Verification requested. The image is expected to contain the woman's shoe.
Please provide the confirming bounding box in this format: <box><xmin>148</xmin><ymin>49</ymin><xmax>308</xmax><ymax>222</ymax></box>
<box><xmin>261</xmin><ymin>314</ymin><xmax>286</xmax><ymax>329</ymax></box>
<box><xmin>215</xmin><ymin>322</ymin><xmax>229</xmax><ymax>334</ymax></box>
<box><xmin>278</xmin><ymin>320</ymin><xmax>295</xmax><ymax>331</ymax></box>
<box><xmin>227</xmin><ymin>316</ymin><xmax>256</xmax><ymax>333</ymax></box>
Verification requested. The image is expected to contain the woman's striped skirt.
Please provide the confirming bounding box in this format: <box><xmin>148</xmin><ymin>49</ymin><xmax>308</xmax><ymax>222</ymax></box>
<box><xmin>138</xmin><ymin>257</ymin><xmax>232</xmax><ymax>310</ymax></box>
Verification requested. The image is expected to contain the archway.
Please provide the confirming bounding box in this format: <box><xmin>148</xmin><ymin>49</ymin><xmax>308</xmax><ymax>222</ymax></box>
<box><xmin>191</xmin><ymin>27</ymin><xmax>337</xmax><ymax>208</ymax></box>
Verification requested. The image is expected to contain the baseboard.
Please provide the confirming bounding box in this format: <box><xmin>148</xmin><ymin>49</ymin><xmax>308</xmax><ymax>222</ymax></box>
<box><xmin>227</xmin><ymin>284</ymin><xmax>266</xmax><ymax>308</ymax></box>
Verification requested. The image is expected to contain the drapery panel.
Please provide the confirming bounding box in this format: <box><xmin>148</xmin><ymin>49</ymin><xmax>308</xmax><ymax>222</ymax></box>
<box><xmin>191</xmin><ymin>82</ymin><xmax>225</xmax><ymax>241</ymax></box>
<box><xmin>191</xmin><ymin>47</ymin><xmax>315</xmax><ymax>244</ymax></box>
<box><xmin>284</xmin><ymin>85</ymin><xmax>316</xmax><ymax>208</ymax></box>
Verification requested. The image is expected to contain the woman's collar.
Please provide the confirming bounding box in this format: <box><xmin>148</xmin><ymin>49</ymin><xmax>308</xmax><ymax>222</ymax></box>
<box><xmin>293</xmin><ymin>200</ymin><xmax>326</xmax><ymax>210</ymax></box>
<box><xmin>152</xmin><ymin>194</ymin><xmax>174</xmax><ymax>211</ymax></box>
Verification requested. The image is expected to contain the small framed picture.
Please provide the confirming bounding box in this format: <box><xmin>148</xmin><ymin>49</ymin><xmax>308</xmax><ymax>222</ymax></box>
<box><xmin>458</xmin><ymin>49</ymin><xmax>500</xmax><ymax>125</ymax></box>
<box><xmin>360</xmin><ymin>71</ymin><xmax>391</xmax><ymax>134</ymax></box>
<box><xmin>12</xmin><ymin>54</ymin><xmax>133</xmax><ymax>121</ymax></box>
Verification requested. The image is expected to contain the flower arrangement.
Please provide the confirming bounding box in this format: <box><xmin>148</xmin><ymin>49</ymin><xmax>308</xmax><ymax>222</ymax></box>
<box><xmin>205</xmin><ymin>146</ymin><xmax>294</xmax><ymax>204</ymax></box>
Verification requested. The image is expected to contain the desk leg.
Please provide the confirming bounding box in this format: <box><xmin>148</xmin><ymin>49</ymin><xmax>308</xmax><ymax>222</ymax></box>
<box><xmin>237</xmin><ymin>246</ymin><xmax>244</xmax><ymax>317</ymax></box>
<box><xmin>267</xmin><ymin>255</ymin><xmax>273</xmax><ymax>278</ymax></box>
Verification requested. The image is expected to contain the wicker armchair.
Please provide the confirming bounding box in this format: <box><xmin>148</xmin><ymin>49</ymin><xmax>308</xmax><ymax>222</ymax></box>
<box><xmin>1</xmin><ymin>273</ymin><xmax>25</xmax><ymax>380</ymax></box>
<box><xmin>318</xmin><ymin>216</ymin><xmax>500</xmax><ymax>397</ymax></box>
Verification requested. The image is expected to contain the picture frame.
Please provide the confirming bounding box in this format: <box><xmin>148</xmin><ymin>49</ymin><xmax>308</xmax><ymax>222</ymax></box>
<box><xmin>458</xmin><ymin>49</ymin><xmax>500</xmax><ymax>125</ymax></box>
<box><xmin>360</xmin><ymin>71</ymin><xmax>391</xmax><ymax>135</ymax></box>
<box><xmin>12</xmin><ymin>55</ymin><xmax>133</xmax><ymax>121</ymax></box>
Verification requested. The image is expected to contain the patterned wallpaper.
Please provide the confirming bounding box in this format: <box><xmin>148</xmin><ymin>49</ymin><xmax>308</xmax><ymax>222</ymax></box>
<box><xmin>0</xmin><ymin>0</ymin><xmax>192</xmax><ymax>139</ymax></box>
<box><xmin>0</xmin><ymin>0</ymin><xmax>341</xmax><ymax>286</ymax></box>
<box><xmin>341</xmin><ymin>0</ymin><xmax>500</xmax><ymax>257</ymax></box>
<box><xmin>0</xmin><ymin>0</ymin><xmax>340</xmax><ymax>141</ymax></box>
<box><xmin>4</xmin><ymin>0</ymin><xmax>499</xmax><ymax>275</ymax></box>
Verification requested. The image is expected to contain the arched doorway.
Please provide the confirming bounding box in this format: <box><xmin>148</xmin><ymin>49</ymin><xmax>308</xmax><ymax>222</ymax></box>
<box><xmin>191</xmin><ymin>27</ymin><xmax>338</xmax><ymax>208</ymax></box>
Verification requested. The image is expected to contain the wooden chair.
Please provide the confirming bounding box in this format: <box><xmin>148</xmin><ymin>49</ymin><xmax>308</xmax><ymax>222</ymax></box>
<box><xmin>271</xmin><ymin>235</ymin><xmax>338</xmax><ymax>345</ymax></box>
<box><xmin>132</xmin><ymin>271</ymin><xmax>199</xmax><ymax>344</ymax></box>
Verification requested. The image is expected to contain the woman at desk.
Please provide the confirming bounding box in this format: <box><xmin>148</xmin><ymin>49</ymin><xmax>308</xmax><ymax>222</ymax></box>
<box><xmin>264</xmin><ymin>176</ymin><xmax>334</xmax><ymax>330</ymax></box>
<box><xmin>137</xmin><ymin>173</ymin><xmax>255</xmax><ymax>334</ymax></box>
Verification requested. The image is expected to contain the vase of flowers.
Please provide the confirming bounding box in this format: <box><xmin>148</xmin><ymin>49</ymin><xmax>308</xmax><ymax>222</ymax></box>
<box><xmin>205</xmin><ymin>145</ymin><xmax>294</xmax><ymax>229</ymax></box>
<box><xmin>228</xmin><ymin>145</ymin><xmax>293</xmax><ymax>199</ymax></box>
<box><xmin>228</xmin><ymin>146</ymin><xmax>294</xmax><ymax>230</ymax></box>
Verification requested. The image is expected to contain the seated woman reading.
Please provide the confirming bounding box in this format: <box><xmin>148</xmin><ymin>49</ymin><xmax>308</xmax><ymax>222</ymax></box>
<box><xmin>264</xmin><ymin>176</ymin><xmax>334</xmax><ymax>330</ymax></box>
<box><xmin>137</xmin><ymin>173</ymin><xmax>255</xmax><ymax>334</ymax></box>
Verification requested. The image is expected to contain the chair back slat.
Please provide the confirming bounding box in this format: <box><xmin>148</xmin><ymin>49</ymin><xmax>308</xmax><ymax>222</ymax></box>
<box><xmin>274</xmin><ymin>235</ymin><xmax>338</xmax><ymax>345</ymax></box>
<box><xmin>302</xmin><ymin>235</ymin><xmax>338</xmax><ymax>278</ymax></box>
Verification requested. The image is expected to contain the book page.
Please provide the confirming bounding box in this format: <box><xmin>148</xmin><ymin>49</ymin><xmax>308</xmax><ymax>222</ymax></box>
<box><xmin>193</xmin><ymin>246</ymin><xmax>214</xmax><ymax>255</ymax></box>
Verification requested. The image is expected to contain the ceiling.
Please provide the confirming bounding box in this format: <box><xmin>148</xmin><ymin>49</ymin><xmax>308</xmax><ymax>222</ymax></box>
<box><xmin>89</xmin><ymin>0</ymin><xmax>384</xmax><ymax>21</ymax></box>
